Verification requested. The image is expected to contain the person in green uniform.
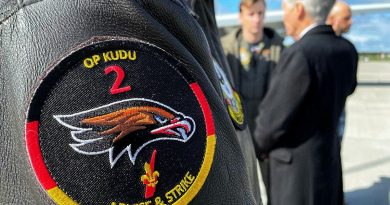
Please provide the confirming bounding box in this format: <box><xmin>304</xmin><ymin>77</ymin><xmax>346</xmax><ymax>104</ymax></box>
<box><xmin>221</xmin><ymin>1</ymin><xmax>284</xmax><ymax>204</ymax></box>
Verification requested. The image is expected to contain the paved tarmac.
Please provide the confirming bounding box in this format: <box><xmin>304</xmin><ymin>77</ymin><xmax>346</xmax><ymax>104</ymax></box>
<box><xmin>343</xmin><ymin>62</ymin><xmax>390</xmax><ymax>205</ymax></box>
<box><xmin>258</xmin><ymin>62</ymin><xmax>390</xmax><ymax>205</ymax></box>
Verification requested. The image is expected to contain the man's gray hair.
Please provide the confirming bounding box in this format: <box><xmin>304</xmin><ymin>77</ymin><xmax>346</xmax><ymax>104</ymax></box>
<box><xmin>284</xmin><ymin>0</ymin><xmax>335</xmax><ymax>23</ymax></box>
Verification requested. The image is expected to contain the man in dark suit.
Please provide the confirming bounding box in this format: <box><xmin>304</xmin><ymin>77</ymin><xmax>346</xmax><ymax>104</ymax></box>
<box><xmin>253</xmin><ymin>0</ymin><xmax>358</xmax><ymax>204</ymax></box>
<box><xmin>328</xmin><ymin>0</ymin><xmax>356</xmax><ymax>144</ymax></box>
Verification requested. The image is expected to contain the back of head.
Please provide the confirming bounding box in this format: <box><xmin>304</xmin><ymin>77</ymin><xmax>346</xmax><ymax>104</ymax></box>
<box><xmin>327</xmin><ymin>1</ymin><xmax>353</xmax><ymax>35</ymax></box>
<box><xmin>284</xmin><ymin>0</ymin><xmax>335</xmax><ymax>23</ymax></box>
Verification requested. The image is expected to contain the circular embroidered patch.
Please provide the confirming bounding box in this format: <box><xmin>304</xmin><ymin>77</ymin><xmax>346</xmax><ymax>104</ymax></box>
<box><xmin>25</xmin><ymin>38</ymin><xmax>216</xmax><ymax>205</ymax></box>
<box><xmin>212</xmin><ymin>59</ymin><xmax>246</xmax><ymax>130</ymax></box>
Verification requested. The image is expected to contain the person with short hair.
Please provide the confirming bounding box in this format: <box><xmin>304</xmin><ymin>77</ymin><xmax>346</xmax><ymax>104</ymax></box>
<box><xmin>253</xmin><ymin>0</ymin><xmax>358</xmax><ymax>204</ymax></box>
<box><xmin>327</xmin><ymin>2</ymin><xmax>358</xmax><ymax>204</ymax></box>
<box><xmin>328</xmin><ymin>0</ymin><xmax>357</xmax><ymax>144</ymax></box>
<box><xmin>327</xmin><ymin>1</ymin><xmax>353</xmax><ymax>36</ymax></box>
<box><xmin>221</xmin><ymin>3</ymin><xmax>283</xmax><ymax>203</ymax></box>
<box><xmin>222</xmin><ymin>0</ymin><xmax>284</xmax><ymax>136</ymax></box>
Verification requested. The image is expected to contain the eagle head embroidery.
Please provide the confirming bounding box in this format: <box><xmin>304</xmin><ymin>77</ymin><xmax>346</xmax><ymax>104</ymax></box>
<box><xmin>54</xmin><ymin>98</ymin><xmax>196</xmax><ymax>168</ymax></box>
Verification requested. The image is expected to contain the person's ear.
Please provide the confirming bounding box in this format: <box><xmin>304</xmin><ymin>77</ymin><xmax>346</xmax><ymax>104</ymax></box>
<box><xmin>327</xmin><ymin>15</ymin><xmax>335</xmax><ymax>25</ymax></box>
<box><xmin>295</xmin><ymin>2</ymin><xmax>306</xmax><ymax>20</ymax></box>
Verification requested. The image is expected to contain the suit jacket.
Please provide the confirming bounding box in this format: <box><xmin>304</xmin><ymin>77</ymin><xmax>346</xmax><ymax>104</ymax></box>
<box><xmin>253</xmin><ymin>25</ymin><xmax>358</xmax><ymax>205</ymax></box>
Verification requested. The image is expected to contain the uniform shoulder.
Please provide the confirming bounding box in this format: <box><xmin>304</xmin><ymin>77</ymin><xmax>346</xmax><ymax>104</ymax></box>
<box><xmin>221</xmin><ymin>28</ymin><xmax>240</xmax><ymax>53</ymax></box>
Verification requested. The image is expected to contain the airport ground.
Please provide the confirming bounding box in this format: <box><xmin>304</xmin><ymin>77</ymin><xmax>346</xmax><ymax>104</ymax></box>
<box><xmin>343</xmin><ymin>61</ymin><xmax>390</xmax><ymax>205</ymax></box>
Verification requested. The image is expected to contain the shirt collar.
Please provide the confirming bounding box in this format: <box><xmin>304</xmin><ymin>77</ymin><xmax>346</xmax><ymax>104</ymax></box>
<box><xmin>299</xmin><ymin>23</ymin><xmax>319</xmax><ymax>39</ymax></box>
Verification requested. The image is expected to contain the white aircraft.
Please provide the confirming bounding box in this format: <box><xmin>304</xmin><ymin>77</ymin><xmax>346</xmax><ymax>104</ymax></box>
<box><xmin>216</xmin><ymin>3</ymin><xmax>390</xmax><ymax>30</ymax></box>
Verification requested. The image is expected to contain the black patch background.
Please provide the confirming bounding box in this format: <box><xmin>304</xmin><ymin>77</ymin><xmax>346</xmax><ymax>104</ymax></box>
<box><xmin>28</xmin><ymin>39</ymin><xmax>207</xmax><ymax>204</ymax></box>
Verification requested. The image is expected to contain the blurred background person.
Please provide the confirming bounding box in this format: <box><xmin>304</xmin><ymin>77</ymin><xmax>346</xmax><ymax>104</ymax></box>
<box><xmin>327</xmin><ymin>1</ymin><xmax>353</xmax><ymax>36</ymax></box>
<box><xmin>327</xmin><ymin>1</ymin><xmax>358</xmax><ymax>204</ymax></box>
<box><xmin>327</xmin><ymin>1</ymin><xmax>357</xmax><ymax>145</ymax></box>
<box><xmin>253</xmin><ymin>0</ymin><xmax>358</xmax><ymax>205</ymax></box>
<box><xmin>221</xmin><ymin>0</ymin><xmax>284</xmax><ymax>204</ymax></box>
